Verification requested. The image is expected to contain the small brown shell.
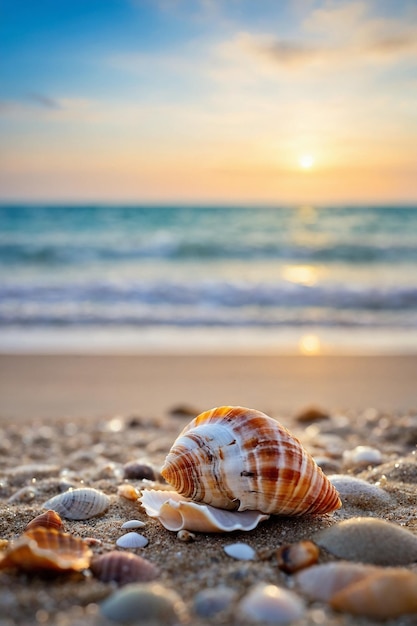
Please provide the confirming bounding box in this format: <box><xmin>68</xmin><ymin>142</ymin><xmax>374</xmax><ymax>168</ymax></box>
<box><xmin>0</xmin><ymin>528</ymin><xmax>92</xmax><ymax>573</ymax></box>
<box><xmin>276</xmin><ymin>540</ymin><xmax>320</xmax><ymax>574</ymax></box>
<box><xmin>161</xmin><ymin>406</ymin><xmax>341</xmax><ymax>516</ymax></box>
<box><xmin>90</xmin><ymin>550</ymin><xmax>159</xmax><ymax>585</ymax></box>
<box><xmin>25</xmin><ymin>510</ymin><xmax>64</xmax><ymax>532</ymax></box>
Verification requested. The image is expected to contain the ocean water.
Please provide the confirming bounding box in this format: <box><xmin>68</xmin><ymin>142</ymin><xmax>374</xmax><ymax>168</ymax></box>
<box><xmin>1</xmin><ymin>204</ymin><xmax>417</xmax><ymax>354</ymax></box>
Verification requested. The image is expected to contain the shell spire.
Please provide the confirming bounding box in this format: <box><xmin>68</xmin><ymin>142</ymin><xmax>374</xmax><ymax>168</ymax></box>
<box><xmin>161</xmin><ymin>406</ymin><xmax>341</xmax><ymax>516</ymax></box>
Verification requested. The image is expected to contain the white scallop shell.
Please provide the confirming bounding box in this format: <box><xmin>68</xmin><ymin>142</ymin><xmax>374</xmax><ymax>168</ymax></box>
<box><xmin>161</xmin><ymin>406</ymin><xmax>341</xmax><ymax>516</ymax></box>
<box><xmin>139</xmin><ymin>489</ymin><xmax>269</xmax><ymax>533</ymax></box>
<box><xmin>43</xmin><ymin>488</ymin><xmax>110</xmax><ymax>520</ymax></box>
<box><xmin>116</xmin><ymin>532</ymin><xmax>149</xmax><ymax>549</ymax></box>
<box><xmin>121</xmin><ymin>520</ymin><xmax>146</xmax><ymax>530</ymax></box>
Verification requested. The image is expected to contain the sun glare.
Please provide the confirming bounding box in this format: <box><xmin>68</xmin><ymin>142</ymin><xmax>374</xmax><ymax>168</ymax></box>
<box><xmin>299</xmin><ymin>154</ymin><xmax>314</xmax><ymax>169</ymax></box>
<box><xmin>299</xmin><ymin>334</ymin><xmax>321</xmax><ymax>355</ymax></box>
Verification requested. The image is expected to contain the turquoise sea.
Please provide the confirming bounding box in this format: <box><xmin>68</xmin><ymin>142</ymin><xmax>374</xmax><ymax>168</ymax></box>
<box><xmin>1</xmin><ymin>204</ymin><xmax>417</xmax><ymax>353</ymax></box>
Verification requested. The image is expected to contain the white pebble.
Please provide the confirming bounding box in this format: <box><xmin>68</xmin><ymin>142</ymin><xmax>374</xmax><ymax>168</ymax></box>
<box><xmin>116</xmin><ymin>532</ymin><xmax>149</xmax><ymax>549</ymax></box>
<box><xmin>343</xmin><ymin>446</ymin><xmax>382</xmax><ymax>467</ymax></box>
<box><xmin>237</xmin><ymin>583</ymin><xmax>305</xmax><ymax>623</ymax></box>
<box><xmin>121</xmin><ymin>519</ymin><xmax>146</xmax><ymax>529</ymax></box>
<box><xmin>224</xmin><ymin>542</ymin><xmax>255</xmax><ymax>561</ymax></box>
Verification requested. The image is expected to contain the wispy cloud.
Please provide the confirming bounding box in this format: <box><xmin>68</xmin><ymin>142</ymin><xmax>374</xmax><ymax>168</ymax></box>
<box><xmin>27</xmin><ymin>93</ymin><xmax>62</xmax><ymax>110</ymax></box>
<box><xmin>231</xmin><ymin>2</ymin><xmax>417</xmax><ymax>72</ymax></box>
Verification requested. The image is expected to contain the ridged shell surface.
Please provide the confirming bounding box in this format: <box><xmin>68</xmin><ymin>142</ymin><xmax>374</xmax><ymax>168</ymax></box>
<box><xmin>43</xmin><ymin>488</ymin><xmax>110</xmax><ymax>520</ymax></box>
<box><xmin>161</xmin><ymin>406</ymin><xmax>341</xmax><ymax>515</ymax></box>
<box><xmin>90</xmin><ymin>551</ymin><xmax>159</xmax><ymax>585</ymax></box>
<box><xmin>0</xmin><ymin>528</ymin><xmax>92</xmax><ymax>573</ymax></box>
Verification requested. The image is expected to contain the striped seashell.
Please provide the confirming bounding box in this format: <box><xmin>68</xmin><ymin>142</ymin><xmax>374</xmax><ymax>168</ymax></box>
<box><xmin>90</xmin><ymin>550</ymin><xmax>159</xmax><ymax>585</ymax></box>
<box><xmin>0</xmin><ymin>527</ymin><xmax>92</xmax><ymax>573</ymax></box>
<box><xmin>42</xmin><ymin>488</ymin><xmax>110</xmax><ymax>520</ymax></box>
<box><xmin>161</xmin><ymin>406</ymin><xmax>341</xmax><ymax>516</ymax></box>
<box><xmin>25</xmin><ymin>510</ymin><xmax>64</xmax><ymax>532</ymax></box>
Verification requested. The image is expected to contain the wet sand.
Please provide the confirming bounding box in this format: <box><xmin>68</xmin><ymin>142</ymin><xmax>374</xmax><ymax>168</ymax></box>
<box><xmin>0</xmin><ymin>354</ymin><xmax>416</xmax><ymax>420</ymax></box>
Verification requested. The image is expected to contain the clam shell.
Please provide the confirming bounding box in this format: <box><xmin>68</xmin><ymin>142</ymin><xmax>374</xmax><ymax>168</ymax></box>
<box><xmin>43</xmin><ymin>488</ymin><xmax>110</xmax><ymax>520</ymax></box>
<box><xmin>90</xmin><ymin>550</ymin><xmax>159</xmax><ymax>585</ymax></box>
<box><xmin>25</xmin><ymin>510</ymin><xmax>64</xmax><ymax>532</ymax></box>
<box><xmin>116</xmin><ymin>532</ymin><xmax>149</xmax><ymax>549</ymax></box>
<box><xmin>330</xmin><ymin>569</ymin><xmax>417</xmax><ymax>618</ymax></box>
<box><xmin>315</xmin><ymin>517</ymin><xmax>417</xmax><ymax>565</ymax></box>
<box><xmin>161</xmin><ymin>406</ymin><xmax>341</xmax><ymax>516</ymax></box>
<box><xmin>139</xmin><ymin>489</ymin><xmax>269</xmax><ymax>533</ymax></box>
<box><xmin>0</xmin><ymin>528</ymin><xmax>92</xmax><ymax>573</ymax></box>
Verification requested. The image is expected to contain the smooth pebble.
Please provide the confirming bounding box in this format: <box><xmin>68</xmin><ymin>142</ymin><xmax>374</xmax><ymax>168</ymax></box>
<box><xmin>193</xmin><ymin>586</ymin><xmax>238</xmax><ymax>618</ymax></box>
<box><xmin>315</xmin><ymin>517</ymin><xmax>417</xmax><ymax>565</ymax></box>
<box><xmin>328</xmin><ymin>475</ymin><xmax>391</xmax><ymax>509</ymax></box>
<box><xmin>295</xmin><ymin>562</ymin><xmax>380</xmax><ymax>602</ymax></box>
<box><xmin>237</xmin><ymin>583</ymin><xmax>305</xmax><ymax>624</ymax></box>
<box><xmin>343</xmin><ymin>446</ymin><xmax>382</xmax><ymax>467</ymax></box>
<box><xmin>100</xmin><ymin>583</ymin><xmax>188</xmax><ymax>624</ymax></box>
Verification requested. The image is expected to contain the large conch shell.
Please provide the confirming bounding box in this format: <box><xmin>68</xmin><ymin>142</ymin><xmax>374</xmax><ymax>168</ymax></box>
<box><xmin>160</xmin><ymin>406</ymin><xmax>341</xmax><ymax>516</ymax></box>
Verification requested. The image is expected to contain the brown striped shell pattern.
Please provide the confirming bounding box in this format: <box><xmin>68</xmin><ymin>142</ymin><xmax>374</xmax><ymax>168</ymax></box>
<box><xmin>160</xmin><ymin>406</ymin><xmax>341</xmax><ymax>516</ymax></box>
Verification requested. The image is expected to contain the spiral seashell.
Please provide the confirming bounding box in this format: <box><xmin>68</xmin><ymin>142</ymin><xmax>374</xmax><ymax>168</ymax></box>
<box><xmin>42</xmin><ymin>488</ymin><xmax>110</xmax><ymax>520</ymax></box>
<box><xmin>161</xmin><ymin>406</ymin><xmax>341</xmax><ymax>516</ymax></box>
<box><xmin>90</xmin><ymin>551</ymin><xmax>159</xmax><ymax>585</ymax></box>
<box><xmin>0</xmin><ymin>528</ymin><xmax>92</xmax><ymax>573</ymax></box>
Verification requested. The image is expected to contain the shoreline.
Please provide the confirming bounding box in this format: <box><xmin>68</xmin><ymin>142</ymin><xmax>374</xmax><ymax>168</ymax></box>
<box><xmin>1</xmin><ymin>353</ymin><xmax>416</xmax><ymax>421</ymax></box>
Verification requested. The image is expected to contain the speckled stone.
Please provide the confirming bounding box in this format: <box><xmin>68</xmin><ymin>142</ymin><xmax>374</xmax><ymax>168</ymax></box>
<box><xmin>100</xmin><ymin>583</ymin><xmax>188</xmax><ymax>624</ymax></box>
<box><xmin>315</xmin><ymin>517</ymin><xmax>417</xmax><ymax>565</ymax></box>
<box><xmin>193</xmin><ymin>586</ymin><xmax>238</xmax><ymax>617</ymax></box>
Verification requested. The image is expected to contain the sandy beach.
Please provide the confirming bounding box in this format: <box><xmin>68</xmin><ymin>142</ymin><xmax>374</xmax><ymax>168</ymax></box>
<box><xmin>1</xmin><ymin>353</ymin><xmax>417</xmax><ymax>625</ymax></box>
<box><xmin>1</xmin><ymin>354</ymin><xmax>416</xmax><ymax>421</ymax></box>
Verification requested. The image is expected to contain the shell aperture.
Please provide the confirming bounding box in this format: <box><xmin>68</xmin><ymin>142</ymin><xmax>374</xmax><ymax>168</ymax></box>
<box><xmin>161</xmin><ymin>406</ymin><xmax>341</xmax><ymax>516</ymax></box>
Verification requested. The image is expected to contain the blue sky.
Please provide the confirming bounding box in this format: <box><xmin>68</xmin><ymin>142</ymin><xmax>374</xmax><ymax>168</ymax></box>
<box><xmin>1</xmin><ymin>0</ymin><xmax>416</xmax><ymax>203</ymax></box>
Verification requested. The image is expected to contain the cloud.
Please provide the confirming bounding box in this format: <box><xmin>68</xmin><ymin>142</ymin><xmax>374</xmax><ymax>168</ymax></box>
<box><xmin>27</xmin><ymin>93</ymin><xmax>62</xmax><ymax>110</ymax></box>
<box><xmin>230</xmin><ymin>2</ymin><xmax>417</xmax><ymax>72</ymax></box>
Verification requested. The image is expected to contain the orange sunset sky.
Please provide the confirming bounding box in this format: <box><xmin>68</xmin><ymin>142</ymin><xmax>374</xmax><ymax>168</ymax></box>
<box><xmin>1</xmin><ymin>0</ymin><xmax>416</xmax><ymax>205</ymax></box>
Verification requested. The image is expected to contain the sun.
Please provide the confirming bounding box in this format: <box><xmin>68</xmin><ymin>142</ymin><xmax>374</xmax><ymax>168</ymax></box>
<box><xmin>298</xmin><ymin>154</ymin><xmax>314</xmax><ymax>169</ymax></box>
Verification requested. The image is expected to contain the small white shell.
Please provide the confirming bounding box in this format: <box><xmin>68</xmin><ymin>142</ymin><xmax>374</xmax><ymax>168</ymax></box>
<box><xmin>224</xmin><ymin>543</ymin><xmax>256</xmax><ymax>561</ymax></box>
<box><xmin>43</xmin><ymin>488</ymin><xmax>110</xmax><ymax>520</ymax></box>
<box><xmin>116</xmin><ymin>532</ymin><xmax>149</xmax><ymax>549</ymax></box>
<box><xmin>121</xmin><ymin>520</ymin><xmax>146</xmax><ymax>530</ymax></box>
<box><xmin>139</xmin><ymin>489</ymin><xmax>269</xmax><ymax>533</ymax></box>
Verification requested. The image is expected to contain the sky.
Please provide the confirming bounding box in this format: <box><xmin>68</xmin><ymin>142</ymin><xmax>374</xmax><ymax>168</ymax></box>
<box><xmin>1</xmin><ymin>0</ymin><xmax>416</xmax><ymax>205</ymax></box>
